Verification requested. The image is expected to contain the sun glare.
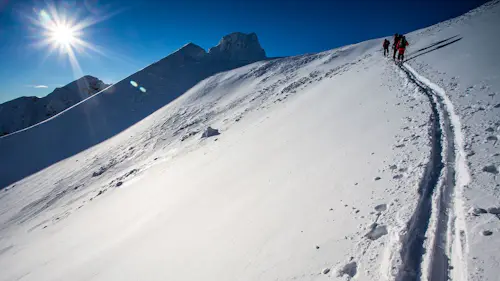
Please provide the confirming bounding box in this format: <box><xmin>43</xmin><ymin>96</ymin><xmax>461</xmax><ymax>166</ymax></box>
<box><xmin>50</xmin><ymin>24</ymin><xmax>76</xmax><ymax>46</ymax></box>
<box><xmin>27</xmin><ymin>4</ymin><xmax>112</xmax><ymax>78</ymax></box>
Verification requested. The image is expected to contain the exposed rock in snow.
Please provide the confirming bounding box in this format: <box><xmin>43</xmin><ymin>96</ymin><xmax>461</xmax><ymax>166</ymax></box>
<box><xmin>374</xmin><ymin>177</ymin><xmax>381</xmax><ymax>181</ymax></box>
<box><xmin>201</xmin><ymin>127</ymin><xmax>220</xmax><ymax>138</ymax></box>
<box><xmin>322</xmin><ymin>268</ymin><xmax>331</xmax><ymax>274</ymax></box>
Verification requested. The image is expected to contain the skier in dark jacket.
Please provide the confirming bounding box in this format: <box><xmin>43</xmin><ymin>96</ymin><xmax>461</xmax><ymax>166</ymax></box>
<box><xmin>397</xmin><ymin>35</ymin><xmax>409</xmax><ymax>61</ymax></box>
<box><xmin>383</xmin><ymin>39</ymin><xmax>390</xmax><ymax>57</ymax></box>
<box><xmin>392</xmin><ymin>33</ymin><xmax>401</xmax><ymax>59</ymax></box>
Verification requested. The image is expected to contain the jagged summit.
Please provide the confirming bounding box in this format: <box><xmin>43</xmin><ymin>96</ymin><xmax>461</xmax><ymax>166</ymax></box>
<box><xmin>209</xmin><ymin>32</ymin><xmax>266</xmax><ymax>62</ymax></box>
<box><xmin>172</xmin><ymin>32</ymin><xmax>266</xmax><ymax>63</ymax></box>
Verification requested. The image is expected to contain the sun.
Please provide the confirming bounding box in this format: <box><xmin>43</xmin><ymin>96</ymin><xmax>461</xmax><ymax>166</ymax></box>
<box><xmin>50</xmin><ymin>24</ymin><xmax>76</xmax><ymax>46</ymax></box>
<box><xmin>27</xmin><ymin>3</ymin><xmax>120</xmax><ymax>78</ymax></box>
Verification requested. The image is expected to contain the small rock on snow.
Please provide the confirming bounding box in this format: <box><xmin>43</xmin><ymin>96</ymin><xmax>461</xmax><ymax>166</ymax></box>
<box><xmin>322</xmin><ymin>268</ymin><xmax>331</xmax><ymax>274</ymax></box>
<box><xmin>116</xmin><ymin>181</ymin><xmax>123</xmax><ymax>187</ymax></box>
<box><xmin>374</xmin><ymin>177</ymin><xmax>381</xmax><ymax>181</ymax></box>
<box><xmin>316</xmin><ymin>245</ymin><xmax>320</xmax><ymax>249</ymax></box>
<box><xmin>201</xmin><ymin>126</ymin><xmax>220</xmax><ymax>138</ymax></box>
<box><xmin>482</xmin><ymin>165</ymin><xmax>499</xmax><ymax>174</ymax></box>
<box><xmin>482</xmin><ymin>230</ymin><xmax>493</xmax><ymax>236</ymax></box>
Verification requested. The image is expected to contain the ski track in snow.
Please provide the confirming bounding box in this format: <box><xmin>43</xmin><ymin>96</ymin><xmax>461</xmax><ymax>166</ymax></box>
<box><xmin>2</xmin><ymin>1</ymin><xmax>498</xmax><ymax>279</ymax></box>
<box><xmin>393</xmin><ymin>63</ymin><xmax>469</xmax><ymax>281</ymax></box>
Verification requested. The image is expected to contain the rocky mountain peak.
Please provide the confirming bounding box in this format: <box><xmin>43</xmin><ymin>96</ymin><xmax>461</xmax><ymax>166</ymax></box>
<box><xmin>208</xmin><ymin>32</ymin><xmax>266</xmax><ymax>62</ymax></box>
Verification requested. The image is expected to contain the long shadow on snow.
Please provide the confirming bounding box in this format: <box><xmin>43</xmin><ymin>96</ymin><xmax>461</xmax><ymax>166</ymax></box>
<box><xmin>408</xmin><ymin>35</ymin><xmax>460</xmax><ymax>55</ymax></box>
<box><xmin>0</xmin><ymin>55</ymin><xmax>270</xmax><ymax>189</ymax></box>
<box><xmin>405</xmin><ymin>37</ymin><xmax>462</xmax><ymax>63</ymax></box>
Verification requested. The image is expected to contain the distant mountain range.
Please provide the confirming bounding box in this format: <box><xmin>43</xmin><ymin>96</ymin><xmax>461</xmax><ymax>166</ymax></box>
<box><xmin>0</xmin><ymin>76</ymin><xmax>109</xmax><ymax>135</ymax></box>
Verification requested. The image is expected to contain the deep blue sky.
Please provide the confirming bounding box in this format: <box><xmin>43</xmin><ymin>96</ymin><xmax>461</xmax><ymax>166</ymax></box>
<box><xmin>0</xmin><ymin>0</ymin><xmax>490</xmax><ymax>103</ymax></box>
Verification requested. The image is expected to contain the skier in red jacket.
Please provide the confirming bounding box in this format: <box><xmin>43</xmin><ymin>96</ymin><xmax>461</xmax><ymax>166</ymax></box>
<box><xmin>383</xmin><ymin>39</ymin><xmax>390</xmax><ymax>57</ymax></box>
<box><xmin>397</xmin><ymin>36</ymin><xmax>409</xmax><ymax>61</ymax></box>
<box><xmin>392</xmin><ymin>33</ymin><xmax>400</xmax><ymax>59</ymax></box>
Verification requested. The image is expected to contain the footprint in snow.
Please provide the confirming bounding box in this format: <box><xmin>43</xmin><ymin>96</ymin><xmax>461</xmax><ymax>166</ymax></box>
<box><xmin>374</xmin><ymin>204</ymin><xmax>387</xmax><ymax>212</ymax></box>
<box><xmin>365</xmin><ymin>223</ymin><xmax>388</xmax><ymax>240</ymax></box>
<box><xmin>486</xmin><ymin>135</ymin><xmax>498</xmax><ymax>142</ymax></box>
<box><xmin>336</xmin><ymin>261</ymin><xmax>358</xmax><ymax>279</ymax></box>
<box><xmin>393</xmin><ymin>174</ymin><xmax>403</xmax><ymax>179</ymax></box>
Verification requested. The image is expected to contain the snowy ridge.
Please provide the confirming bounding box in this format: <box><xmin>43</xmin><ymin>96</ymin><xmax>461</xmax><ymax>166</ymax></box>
<box><xmin>0</xmin><ymin>75</ymin><xmax>108</xmax><ymax>136</ymax></box>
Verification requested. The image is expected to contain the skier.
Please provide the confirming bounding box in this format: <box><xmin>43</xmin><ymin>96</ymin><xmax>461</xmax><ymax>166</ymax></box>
<box><xmin>383</xmin><ymin>39</ymin><xmax>390</xmax><ymax>57</ymax></box>
<box><xmin>397</xmin><ymin>35</ymin><xmax>409</xmax><ymax>61</ymax></box>
<box><xmin>392</xmin><ymin>33</ymin><xmax>400</xmax><ymax>60</ymax></box>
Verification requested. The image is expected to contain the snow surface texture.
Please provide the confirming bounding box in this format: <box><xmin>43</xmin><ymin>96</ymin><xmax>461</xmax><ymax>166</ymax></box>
<box><xmin>402</xmin><ymin>1</ymin><xmax>500</xmax><ymax>280</ymax></box>
<box><xmin>0</xmin><ymin>2</ymin><xmax>499</xmax><ymax>281</ymax></box>
<box><xmin>0</xmin><ymin>75</ymin><xmax>108</xmax><ymax>135</ymax></box>
<box><xmin>0</xmin><ymin>32</ymin><xmax>267</xmax><ymax>188</ymax></box>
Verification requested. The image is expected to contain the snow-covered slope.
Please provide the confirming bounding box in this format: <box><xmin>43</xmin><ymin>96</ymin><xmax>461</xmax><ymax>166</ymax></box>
<box><xmin>0</xmin><ymin>32</ymin><xmax>267</xmax><ymax>188</ymax></box>
<box><xmin>0</xmin><ymin>75</ymin><xmax>108</xmax><ymax>136</ymax></box>
<box><xmin>0</xmin><ymin>2</ymin><xmax>499</xmax><ymax>281</ymax></box>
<box><xmin>402</xmin><ymin>2</ymin><xmax>500</xmax><ymax>280</ymax></box>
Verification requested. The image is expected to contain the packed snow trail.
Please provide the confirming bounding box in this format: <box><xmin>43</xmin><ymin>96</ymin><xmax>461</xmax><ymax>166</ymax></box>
<box><xmin>395</xmin><ymin>63</ymin><xmax>468</xmax><ymax>281</ymax></box>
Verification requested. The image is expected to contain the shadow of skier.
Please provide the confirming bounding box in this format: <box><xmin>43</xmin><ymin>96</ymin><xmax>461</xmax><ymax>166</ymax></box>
<box><xmin>404</xmin><ymin>36</ymin><xmax>462</xmax><ymax>62</ymax></box>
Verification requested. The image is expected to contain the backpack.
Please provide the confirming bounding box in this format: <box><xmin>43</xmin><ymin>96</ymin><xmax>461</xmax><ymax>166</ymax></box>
<box><xmin>399</xmin><ymin>37</ymin><xmax>407</xmax><ymax>48</ymax></box>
